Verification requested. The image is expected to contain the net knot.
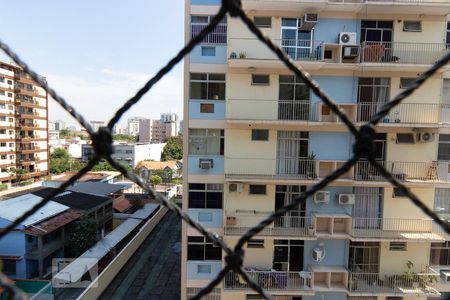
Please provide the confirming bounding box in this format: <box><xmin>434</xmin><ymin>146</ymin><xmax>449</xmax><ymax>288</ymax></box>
<box><xmin>353</xmin><ymin>124</ymin><xmax>376</xmax><ymax>159</ymax></box>
<box><xmin>92</xmin><ymin>127</ymin><xmax>113</xmax><ymax>157</ymax></box>
<box><xmin>225</xmin><ymin>249</ymin><xmax>244</xmax><ymax>270</ymax></box>
<box><xmin>222</xmin><ymin>0</ymin><xmax>242</xmax><ymax>17</ymax></box>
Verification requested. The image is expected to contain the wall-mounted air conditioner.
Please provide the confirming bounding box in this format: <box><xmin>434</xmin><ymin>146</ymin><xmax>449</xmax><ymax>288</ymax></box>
<box><xmin>229</xmin><ymin>183</ymin><xmax>243</xmax><ymax>193</ymax></box>
<box><xmin>199</xmin><ymin>158</ymin><xmax>213</xmax><ymax>169</ymax></box>
<box><xmin>338</xmin><ymin>193</ymin><xmax>355</xmax><ymax>205</ymax></box>
<box><xmin>339</xmin><ymin>32</ymin><xmax>357</xmax><ymax>45</ymax></box>
<box><xmin>342</xmin><ymin>46</ymin><xmax>360</xmax><ymax>58</ymax></box>
<box><xmin>417</xmin><ymin>131</ymin><xmax>434</xmax><ymax>143</ymax></box>
<box><xmin>314</xmin><ymin>191</ymin><xmax>330</xmax><ymax>204</ymax></box>
<box><xmin>300</xmin><ymin>13</ymin><xmax>318</xmax><ymax>31</ymax></box>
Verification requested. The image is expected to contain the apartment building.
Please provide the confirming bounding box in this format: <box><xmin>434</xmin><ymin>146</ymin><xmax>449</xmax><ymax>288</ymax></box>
<box><xmin>139</xmin><ymin>115</ymin><xmax>179</xmax><ymax>143</ymax></box>
<box><xmin>127</xmin><ymin>116</ymin><xmax>147</xmax><ymax>136</ymax></box>
<box><xmin>183</xmin><ymin>1</ymin><xmax>450</xmax><ymax>299</ymax></box>
<box><xmin>0</xmin><ymin>61</ymin><xmax>49</xmax><ymax>186</ymax></box>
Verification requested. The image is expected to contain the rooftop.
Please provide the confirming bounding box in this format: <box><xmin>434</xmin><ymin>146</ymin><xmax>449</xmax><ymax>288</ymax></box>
<box><xmin>32</xmin><ymin>188</ymin><xmax>111</xmax><ymax>211</ymax></box>
<box><xmin>136</xmin><ymin>160</ymin><xmax>182</xmax><ymax>170</ymax></box>
<box><xmin>0</xmin><ymin>193</ymin><xmax>69</xmax><ymax>227</ymax></box>
<box><xmin>48</xmin><ymin>172</ymin><xmax>111</xmax><ymax>183</ymax></box>
<box><xmin>68</xmin><ymin>182</ymin><xmax>128</xmax><ymax>197</ymax></box>
<box><xmin>23</xmin><ymin>209</ymin><xmax>82</xmax><ymax>236</ymax></box>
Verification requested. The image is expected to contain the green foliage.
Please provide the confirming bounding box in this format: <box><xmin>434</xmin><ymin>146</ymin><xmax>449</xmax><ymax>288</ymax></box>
<box><xmin>171</xmin><ymin>179</ymin><xmax>182</xmax><ymax>184</ymax></box>
<box><xmin>149</xmin><ymin>175</ymin><xmax>163</xmax><ymax>185</ymax></box>
<box><xmin>66</xmin><ymin>219</ymin><xmax>98</xmax><ymax>257</ymax></box>
<box><xmin>0</xmin><ymin>183</ymin><xmax>8</xmax><ymax>191</ymax></box>
<box><xmin>49</xmin><ymin>148</ymin><xmax>84</xmax><ymax>174</ymax></box>
<box><xmin>51</xmin><ymin>148</ymin><xmax>70</xmax><ymax>160</ymax></box>
<box><xmin>10</xmin><ymin>168</ymin><xmax>29</xmax><ymax>183</ymax></box>
<box><xmin>91</xmin><ymin>160</ymin><xmax>133</xmax><ymax>172</ymax></box>
<box><xmin>59</xmin><ymin>129</ymin><xmax>72</xmax><ymax>138</ymax></box>
<box><xmin>18</xmin><ymin>180</ymin><xmax>33</xmax><ymax>186</ymax></box>
<box><xmin>162</xmin><ymin>136</ymin><xmax>182</xmax><ymax>161</ymax></box>
<box><xmin>113</xmin><ymin>134</ymin><xmax>136</xmax><ymax>143</ymax></box>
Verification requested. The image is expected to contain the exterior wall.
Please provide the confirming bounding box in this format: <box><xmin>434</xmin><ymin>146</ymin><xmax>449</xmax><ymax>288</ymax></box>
<box><xmin>0</xmin><ymin>217</ymin><xmax>27</xmax><ymax>279</ymax></box>
<box><xmin>304</xmin><ymin>293</ymin><xmax>347</xmax><ymax>300</ymax></box>
<box><xmin>393</xmin><ymin>19</ymin><xmax>446</xmax><ymax>44</ymax></box>
<box><xmin>187</xmin><ymin>209</ymin><xmax>223</xmax><ymax>228</ymax></box>
<box><xmin>314</xmin><ymin>18</ymin><xmax>360</xmax><ymax>43</ymax></box>
<box><xmin>306</xmin><ymin>186</ymin><xmax>353</xmax><ymax>216</ymax></box>
<box><xmin>309</xmin><ymin>132</ymin><xmax>354</xmax><ymax>160</ymax></box>
<box><xmin>186</xmin><ymin>261</ymin><xmax>222</xmax><ymax>280</ymax></box>
<box><xmin>379</xmin><ymin>241</ymin><xmax>430</xmax><ymax>275</ymax></box>
<box><xmin>188</xmin><ymin>156</ymin><xmax>224</xmax><ymax>175</ymax></box>
<box><xmin>225</xmin><ymin>237</ymin><xmax>275</xmax><ymax>270</ymax></box>
<box><xmin>190</xmin><ymin>45</ymin><xmax>227</xmax><ymax>64</ymax></box>
<box><xmin>189</xmin><ymin>100</ymin><xmax>225</xmax><ymax>120</ymax></box>
<box><xmin>225</xmin><ymin>184</ymin><xmax>276</xmax><ymax>215</ymax></box>
<box><xmin>383</xmin><ymin>187</ymin><xmax>435</xmax><ymax>219</ymax></box>
<box><xmin>385</xmin><ymin>132</ymin><xmax>437</xmax><ymax>162</ymax></box>
<box><xmin>304</xmin><ymin>240</ymin><xmax>349</xmax><ymax>268</ymax></box>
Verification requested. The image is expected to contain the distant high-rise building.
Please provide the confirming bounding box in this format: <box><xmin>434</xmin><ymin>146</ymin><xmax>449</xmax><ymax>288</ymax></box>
<box><xmin>0</xmin><ymin>60</ymin><xmax>49</xmax><ymax>185</ymax></box>
<box><xmin>54</xmin><ymin>120</ymin><xmax>66</xmax><ymax>131</ymax></box>
<box><xmin>127</xmin><ymin>117</ymin><xmax>147</xmax><ymax>136</ymax></box>
<box><xmin>160</xmin><ymin>112</ymin><xmax>179</xmax><ymax>123</ymax></box>
<box><xmin>139</xmin><ymin>116</ymin><xmax>179</xmax><ymax>143</ymax></box>
<box><xmin>90</xmin><ymin>120</ymin><xmax>106</xmax><ymax>132</ymax></box>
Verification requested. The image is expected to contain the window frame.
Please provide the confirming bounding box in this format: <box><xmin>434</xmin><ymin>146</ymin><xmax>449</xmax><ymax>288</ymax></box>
<box><xmin>254</xmin><ymin>17</ymin><xmax>272</xmax><ymax>28</ymax></box>
<box><xmin>200</xmin><ymin>103</ymin><xmax>215</xmax><ymax>114</ymax></box>
<box><xmin>389</xmin><ymin>241</ymin><xmax>407</xmax><ymax>251</ymax></box>
<box><xmin>403</xmin><ymin>21</ymin><xmax>422</xmax><ymax>32</ymax></box>
<box><xmin>249</xmin><ymin>184</ymin><xmax>267</xmax><ymax>195</ymax></box>
<box><xmin>188</xmin><ymin>183</ymin><xmax>223</xmax><ymax>209</ymax></box>
<box><xmin>188</xmin><ymin>129</ymin><xmax>224</xmax><ymax>155</ymax></box>
<box><xmin>251</xmin><ymin>74</ymin><xmax>270</xmax><ymax>86</ymax></box>
<box><xmin>187</xmin><ymin>236</ymin><xmax>222</xmax><ymax>261</ymax></box>
<box><xmin>190</xmin><ymin>73</ymin><xmax>226</xmax><ymax>101</ymax></box>
<box><xmin>251</xmin><ymin>129</ymin><xmax>269</xmax><ymax>141</ymax></box>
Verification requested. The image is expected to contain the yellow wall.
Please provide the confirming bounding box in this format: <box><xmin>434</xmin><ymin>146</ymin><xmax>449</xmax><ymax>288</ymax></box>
<box><xmin>227</xmin><ymin>73</ymin><xmax>279</xmax><ymax>100</ymax></box>
<box><xmin>390</xmin><ymin>77</ymin><xmax>442</xmax><ymax>104</ymax></box>
<box><xmin>385</xmin><ymin>133</ymin><xmax>437</xmax><ymax>162</ymax></box>
<box><xmin>379</xmin><ymin>241</ymin><xmax>430</xmax><ymax>275</ymax></box>
<box><xmin>225</xmin><ymin>237</ymin><xmax>274</xmax><ymax>270</ymax></box>
<box><xmin>383</xmin><ymin>187</ymin><xmax>435</xmax><ymax>219</ymax></box>
<box><xmin>394</xmin><ymin>20</ymin><xmax>446</xmax><ymax>44</ymax></box>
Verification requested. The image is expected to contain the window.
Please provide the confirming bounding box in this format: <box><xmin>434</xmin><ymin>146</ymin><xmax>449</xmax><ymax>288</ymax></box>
<box><xmin>7</xmin><ymin>80</ymin><xmax>12</xmax><ymax>85</ymax></box>
<box><xmin>191</xmin><ymin>15</ymin><xmax>227</xmax><ymax>44</ymax></box>
<box><xmin>188</xmin><ymin>183</ymin><xmax>223</xmax><ymax>208</ymax></box>
<box><xmin>200</xmin><ymin>103</ymin><xmax>214</xmax><ymax>113</ymax></box>
<box><xmin>7</xmin><ymin>93</ymin><xmax>12</xmax><ymax>98</ymax></box>
<box><xmin>281</xmin><ymin>18</ymin><xmax>313</xmax><ymax>60</ymax></box>
<box><xmin>0</xmin><ymin>155</ymin><xmax>6</xmax><ymax>160</ymax></box>
<box><xmin>197</xmin><ymin>264</ymin><xmax>212</xmax><ymax>274</ymax></box>
<box><xmin>249</xmin><ymin>184</ymin><xmax>266</xmax><ymax>195</ymax></box>
<box><xmin>251</xmin><ymin>74</ymin><xmax>270</xmax><ymax>85</ymax></box>
<box><xmin>201</xmin><ymin>46</ymin><xmax>216</xmax><ymax>56</ymax></box>
<box><xmin>254</xmin><ymin>17</ymin><xmax>271</xmax><ymax>28</ymax></box>
<box><xmin>431</xmin><ymin>241</ymin><xmax>450</xmax><ymax>265</ymax></box>
<box><xmin>188</xmin><ymin>129</ymin><xmax>224</xmax><ymax>155</ymax></box>
<box><xmin>392</xmin><ymin>187</ymin><xmax>408</xmax><ymax>198</ymax></box>
<box><xmin>396</xmin><ymin>133</ymin><xmax>415</xmax><ymax>144</ymax></box>
<box><xmin>360</xmin><ymin>20</ymin><xmax>393</xmax><ymax>43</ymax></box>
<box><xmin>0</xmin><ymin>130</ymin><xmax>5</xmax><ymax>134</ymax></box>
<box><xmin>349</xmin><ymin>241</ymin><xmax>380</xmax><ymax>272</ymax></box>
<box><xmin>251</xmin><ymin>129</ymin><xmax>269</xmax><ymax>141</ymax></box>
<box><xmin>0</xmin><ymin>91</ymin><xmax>4</xmax><ymax>96</ymax></box>
<box><xmin>399</xmin><ymin>78</ymin><xmax>416</xmax><ymax>89</ymax></box>
<box><xmin>279</xmin><ymin>75</ymin><xmax>310</xmax><ymax>121</ymax></box>
<box><xmin>187</xmin><ymin>236</ymin><xmax>222</xmax><ymax>261</ymax></box>
<box><xmin>247</xmin><ymin>239</ymin><xmax>265</xmax><ymax>248</ymax></box>
<box><xmin>198</xmin><ymin>212</ymin><xmax>213</xmax><ymax>222</ymax></box>
<box><xmin>389</xmin><ymin>242</ymin><xmax>407</xmax><ymax>251</ymax></box>
<box><xmin>403</xmin><ymin>21</ymin><xmax>422</xmax><ymax>32</ymax></box>
<box><xmin>190</xmin><ymin>73</ymin><xmax>225</xmax><ymax>100</ymax></box>
<box><xmin>0</xmin><ymin>117</ymin><xmax>5</xmax><ymax>121</ymax></box>
<box><xmin>438</xmin><ymin>134</ymin><xmax>450</xmax><ymax>160</ymax></box>
<box><xmin>2</xmin><ymin>259</ymin><xmax>16</xmax><ymax>275</ymax></box>
<box><xmin>0</xmin><ymin>143</ymin><xmax>6</xmax><ymax>147</ymax></box>
<box><xmin>0</xmin><ymin>76</ymin><xmax>4</xmax><ymax>82</ymax></box>
<box><xmin>434</xmin><ymin>188</ymin><xmax>450</xmax><ymax>220</ymax></box>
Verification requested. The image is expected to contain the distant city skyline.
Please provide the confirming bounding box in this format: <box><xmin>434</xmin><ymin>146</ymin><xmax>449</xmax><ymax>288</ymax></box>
<box><xmin>0</xmin><ymin>0</ymin><xmax>184</xmax><ymax>127</ymax></box>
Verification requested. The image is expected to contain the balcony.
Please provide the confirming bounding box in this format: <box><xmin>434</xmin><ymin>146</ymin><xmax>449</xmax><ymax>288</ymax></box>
<box><xmin>351</xmin><ymin>218</ymin><xmax>446</xmax><ymax>241</ymax></box>
<box><xmin>227</xmin><ymin>38</ymin><xmax>450</xmax><ymax>71</ymax></box>
<box><xmin>348</xmin><ymin>270</ymin><xmax>440</xmax><ymax>296</ymax></box>
<box><xmin>190</xmin><ymin>23</ymin><xmax>227</xmax><ymax>45</ymax></box>
<box><xmin>225</xmin><ymin>214</ymin><xmax>314</xmax><ymax>238</ymax></box>
<box><xmin>224</xmin><ymin>269</ymin><xmax>313</xmax><ymax>292</ymax></box>
<box><xmin>225</xmin><ymin>158</ymin><xmax>449</xmax><ymax>185</ymax></box>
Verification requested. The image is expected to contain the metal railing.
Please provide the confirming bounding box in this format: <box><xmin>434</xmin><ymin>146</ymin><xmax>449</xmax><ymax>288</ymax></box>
<box><xmin>348</xmin><ymin>270</ymin><xmax>440</xmax><ymax>295</ymax></box>
<box><xmin>361</xmin><ymin>41</ymin><xmax>448</xmax><ymax>65</ymax></box>
<box><xmin>355</xmin><ymin>160</ymin><xmax>447</xmax><ymax>182</ymax></box>
<box><xmin>224</xmin><ymin>270</ymin><xmax>313</xmax><ymax>291</ymax></box>
<box><xmin>191</xmin><ymin>23</ymin><xmax>227</xmax><ymax>45</ymax></box>
<box><xmin>351</xmin><ymin>218</ymin><xmax>444</xmax><ymax>240</ymax></box>
<box><xmin>358</xmin><ymin>102</ymin><xmax>449</xmax><ymax>124</ymax></box>
<box><xmin>225</xmin><ymin>214</ymin><xmax>314</xmax><ymax>237</ymax></box>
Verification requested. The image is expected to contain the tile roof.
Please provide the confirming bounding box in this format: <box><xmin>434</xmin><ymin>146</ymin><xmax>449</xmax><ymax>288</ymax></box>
<box><xmin>48</xmin><ymin>172</ymin><xmax>110</xmax><ymax>183</ymax></box>
<box><xmin>113</xmin><ymin>198</ymin><xmax>131</xmax><ymax>213</ymax></box>
<box><xmin>23</xmin><ymin>209</ymin><xmax>82</xmax><ymax>236</ymax></box>
<box><xmin>136</xmin><ymin>160</ymin><xmax>181</xmax><ymax>170</ymax></box>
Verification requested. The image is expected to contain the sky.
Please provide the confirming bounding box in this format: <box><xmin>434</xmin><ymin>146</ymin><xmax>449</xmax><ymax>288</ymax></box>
<box><xmin>0</xmin><ymin>0</ymin><xmax>185</xmax><ymax>129</ymax></box>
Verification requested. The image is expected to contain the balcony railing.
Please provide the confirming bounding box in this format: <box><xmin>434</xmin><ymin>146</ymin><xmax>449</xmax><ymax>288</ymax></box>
<box><xmin>191</xmin><ymin>23</ymin><xmax>227</xmax><ymax>45</ymax></box>
<box><xmin>225</xmin><ymin>214</ymin><xmax>314</xmax><ymax>237</ymax></box>
<box><xmin>361</xmin><ymin>41</ymin><xmax>448</xmax><ymax>65</ymax></box>
<box><xmin>348</xmin><ymin>270</ymin><xmax>440</xmax><ymax>296</ymax></box>
<box><xmin>224</xmin><ymin>270</ymin><xmax>313</xmax><ymax>291</ymax></box>
<box><xmin>351</xmin><ymin>218</ymin><xmax>444</xmax><ymax>240</ymax></box>
<box><xmin>354</xmin><ymin>160</ymin><xmax>448</xmax><ymax>182</ymax></box>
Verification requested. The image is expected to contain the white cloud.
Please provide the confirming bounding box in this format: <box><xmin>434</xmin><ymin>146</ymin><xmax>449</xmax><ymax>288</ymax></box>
<box><xmin>45</xmin><ymin>68</ymin><xmax>183</xmax><ymax>128</ymax></box>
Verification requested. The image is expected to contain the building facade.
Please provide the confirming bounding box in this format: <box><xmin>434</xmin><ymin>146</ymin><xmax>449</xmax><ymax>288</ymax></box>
<box><xmin>0</xmin><ymin>61</ymin><xmax>49</xmax><ymax>186</ymax></box>
<box><xmin>183</xmin><ymin>1</ymin><xmax>450</xmax><ymax>299</ymax></box>
<box><xmin>127</xmin><ymin>116</ymin><xmax>146</xmax><ymax>136</ymax></box>
<box><xmin>139</xmin><ymin>115</ymin><xmax>179</xmax><ymax>143</ymax></box>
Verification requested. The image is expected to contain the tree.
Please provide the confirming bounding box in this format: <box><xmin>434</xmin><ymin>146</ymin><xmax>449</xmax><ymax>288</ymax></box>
<box><xmin>91</xmin><ymin>160</ymin><xmax>133</xmax><ymax>172</ymax></box>
<box><xmin>51</xmin><ymin>148</ymin><xmax>70</xmax><ymax>160</ymax></box>
<box><xmin>10</xmin><ymin>168</ymin><xmax>29</xmax><ymax>184</ymax></box>
<box><xmin>149</xmin><ymin>175</ymin><xmax>163</xmax><ymax>185</ymax></box>
<box><xmin>162</xmin><ymin>136</ymin><xmax>182</xmax><ymax>161</ymax></box>
<box><xmin>50</xmin><ymin>148</ymin><xmax>84</xmax><ymax>174</ymax></box>
<box><xmin>66</xmin><ymin>219</ymin><xmax>98</xmax><ymax>257</ymax></box>
<box><xmin>59</xmin><ymin>129</ymin><xmax>72</xmax><ymax>138</ymax></box>
<box><xmin>112</xmin><ymin>134</ymin><xmax>136</xmax><ymax>143</ymax></box>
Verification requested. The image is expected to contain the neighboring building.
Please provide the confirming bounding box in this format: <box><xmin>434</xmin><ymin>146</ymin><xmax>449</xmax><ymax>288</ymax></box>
<box><xmin>82</xmin><ymin>143</ymin><xmax>165</xmax><ymax>167</ymax></box>
<box><xmin>49</xmin><ymin>136</ymin><xmax>87</xmax><ymax>159</ymax></box>
<box><xmin>183</xmin><ymin>2</ymin><xmax>450</xmax><ymax>299</ymax></box>
<box><xmin>53</xmin><ymin>120</ymin><xmax>66</xmax><ymax>131</ymax></box>
<box><xmin>90</xmin><ymin>120</ymin><xmax>106</xmax><ymax>132</ymax></box>
<box><xmin>32</xmin><ymin>187</ymin><xmax>114</xmax><ymax>239</ymax></box>
<box><xmin>0</xmin><ymin>192</ymin><xmax>81</xmax><ymax>279</ymax></box>
<box><xmin>113</xmin><ymin>124</ymin><xmax>128</xmax><ymax>135</ymax></box>
<box><xmin>127</xmin><ymin>117</ymin><xmax>146</xmax><ymax>136</ymax></box>
<box><xmin>139</xmin><ymin>116</ymin><xmax>179</xmax><ymax>143</ymax></box>
<box><xmin>136</xmin><ymin>160</ymin><xmax>183</xmax><ymax>182</ymax></box>
<box><xmin>160</xmin><ymin>112</ymin><xmax>179</xmax><ymax>123</ymax></box>
<box><xmin>48</xmin><ymin>121</ymin><xmax>55</xmax><ymax>131</ymax></box>
<box><xmin>0</xmin><ymin>61</ymin><xmax>49</xmax><ymax>186</ymax></box>
<box><xmin>43</xmin><ymin>171</ymin><xmax>118</xmax><ymax>188</ymax></box>
<box><xmin>48</xmin><ymin>130</ymin><xmax>59</xmax><ymax>141</ymax></box>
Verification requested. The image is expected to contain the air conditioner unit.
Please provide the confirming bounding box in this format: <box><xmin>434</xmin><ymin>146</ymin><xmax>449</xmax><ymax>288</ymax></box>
<box><xmin>339</xmin><ymin>32</ymin><xmax>357</xmax><ymax>45</ymax></box>
<box><xmin>440</xmin><ymin>270</ymin><xmax>450</xmax><ymax>282</ymax></box>
<box><xmin>418</xmin><ymin>131</ymin><xmax>435</xmax><ymax>143</ymax></box>
<box><xmin>314</xmin><ymin>191</ymin><xmax>330</xmax><ymax>204</ymax></box>
<box><xmin>312</xmin><ymin>247</ymin><xmax>325</xmax><ymax>262</ymax></box>
<box><xmin>338</xmin><ymin>193</ymin><xmax>355</xmax><ymax>205</ymax></box>
<box><xmin>229</xmin><ymin>183</ymin><xmax>243</xmax><ymax>193</ymax></box>
<box><xmin>300</xmin><ymin>13</ymin><xmax>318</xmax><ymax>31</ymax></box>
<box><xmin>342</xmin><ymin>46</ymin><xmax>360</xmax><ymax>58</ymax></box>
<box><xmin>199</xmin><ymin>158</ymin><xmax>213</xmax><ymax>170</ymax></box>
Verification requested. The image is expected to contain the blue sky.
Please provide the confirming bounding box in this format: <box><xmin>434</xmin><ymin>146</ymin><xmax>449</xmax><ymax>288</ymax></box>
<box><xmin>0</xmin><ymin>0</ymin><xmax>185</xmax><ymax>128</ymax></box>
